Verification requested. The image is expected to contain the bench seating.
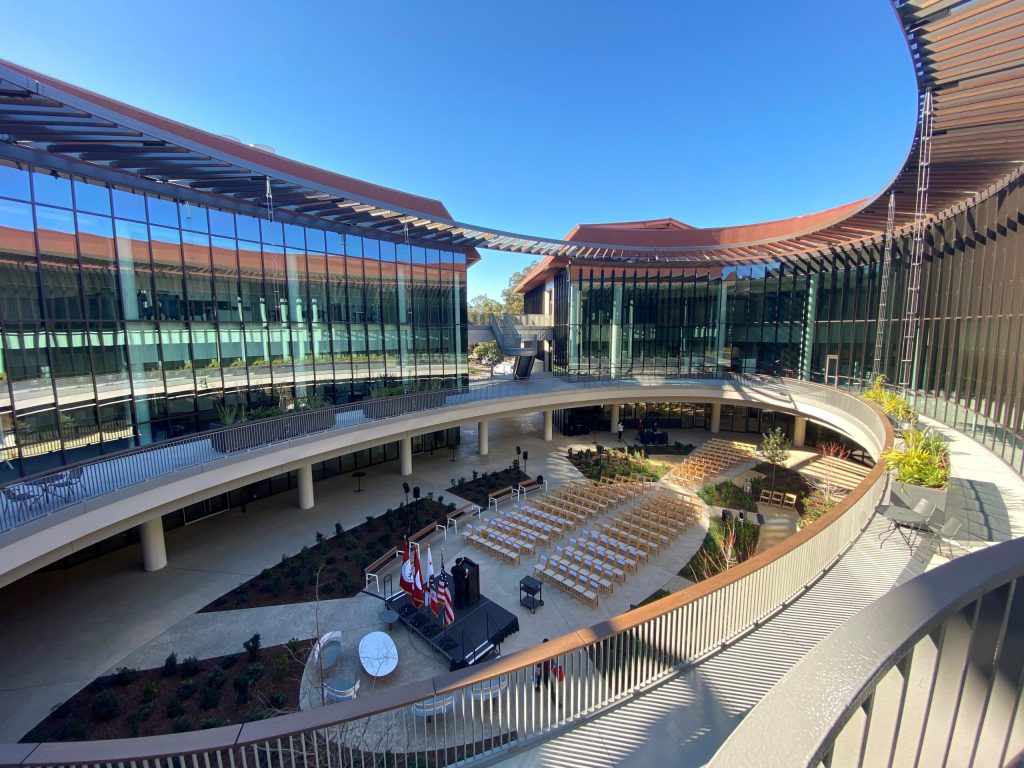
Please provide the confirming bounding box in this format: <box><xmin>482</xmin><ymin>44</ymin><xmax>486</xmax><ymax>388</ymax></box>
<box><xmin>364</xmin><ymin>546</ymin><xmax>400</xmax><ymax>592</ymax></box>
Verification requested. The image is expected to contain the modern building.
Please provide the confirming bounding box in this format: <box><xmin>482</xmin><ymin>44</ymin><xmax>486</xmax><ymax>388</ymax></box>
<box><xmin>0</xmin><ymin>0</ymin><xmax>1022</xmax><ymax>764</ymax></box>
<box><xmin>0</xmin><ymin>60</ymin><xmax>475</xmax><ymax>492</ymax></box>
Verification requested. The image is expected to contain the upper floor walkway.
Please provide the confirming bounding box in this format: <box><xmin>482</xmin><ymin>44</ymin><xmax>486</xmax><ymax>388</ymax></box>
<box><xmin>0</xmin><ymin>373</ymin><xmax>885</xmax><ymax>588</ymax></box>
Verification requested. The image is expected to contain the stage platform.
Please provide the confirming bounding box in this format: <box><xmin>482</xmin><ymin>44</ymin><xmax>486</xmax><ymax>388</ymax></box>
<box><xmin>388</xmin><ymin>592</ymin><xmax>519</xmax><ymax>671</ymax></box>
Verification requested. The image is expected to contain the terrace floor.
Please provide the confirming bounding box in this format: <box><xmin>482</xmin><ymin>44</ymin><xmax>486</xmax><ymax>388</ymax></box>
<box><xmin>491</xmin><ymin>416</ymin><xmax>1024</xmax><ymax>767</ymax></box>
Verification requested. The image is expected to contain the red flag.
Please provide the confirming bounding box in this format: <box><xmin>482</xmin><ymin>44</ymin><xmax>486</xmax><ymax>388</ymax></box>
<box><xmin>411</xmin><ymin>545</ymin><xmax>425</xmax><ymax>608</ymax></box>
<box><xmin>399</xmin><ymin>540</ymin><xmax>414</xmax><ymax>598</ymax></box>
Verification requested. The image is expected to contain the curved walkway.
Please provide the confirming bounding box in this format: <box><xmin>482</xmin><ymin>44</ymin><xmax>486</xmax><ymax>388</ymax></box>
<box><xmin>489</xmin><ymin>420</ymin><xmax>1024</xmax><ymax>767</ymax></box>
<box><xmin>0</xmin><ymin>375</ymin><xmax>881</xmax><ymax>587</ymax></box>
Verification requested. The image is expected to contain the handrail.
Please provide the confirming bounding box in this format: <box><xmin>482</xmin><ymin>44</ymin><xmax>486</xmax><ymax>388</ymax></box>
<box><xmin>3</xmin><ymin>383</ymin><xmax>893</xmax><ymax>766</ymax></box>
<box><xmin>0</xmin><ymin>369</ymin><xmax>732</xmax><ymax>531</ymax></box>
<box><xmin>709</xmin><ymin>536</ymin><xmax>1024</xmax><ymax>767</ymax></box>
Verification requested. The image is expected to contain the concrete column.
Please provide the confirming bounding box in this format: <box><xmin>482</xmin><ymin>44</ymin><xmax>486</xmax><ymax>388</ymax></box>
<box><xmin>543</xmin><ymin>410</ymin><xmax>553</xmax><ymax>441</ymax></box>
<box><xmin>400</xmin><ymin>435</ymin><xmax>413</xmax><ymax>476</ymax></box>
<box><xmin>710</xmin><ymin>402</ymin><xmax>722</xmax><ymax>434</ymax></box>
<box><xmin>478</xmin><ymin>420</ymin><xmax>489</xmax><ymax>456</ymax></box>
<box><xmin>297</xmin><ymin>463</ymin><xmax>314</xmax><ymax>509</ymax></box>
<box><xmin>793</xmin><ymin>416</ymin><xmax>807</xmax><ymax>448</ymax></box>
<box><xmin>139</xmin><ymin>517</ymin><xmax>167</xmax><ymax>572</ymax></box>
<box><xmin>610</xmin><ymin>403</ymin><xmax>620</xmax><ymax>430</ymax></box>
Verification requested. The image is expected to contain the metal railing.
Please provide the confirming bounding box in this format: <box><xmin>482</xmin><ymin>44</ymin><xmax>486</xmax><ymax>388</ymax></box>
<box><xmin>508</xmin><ymin>313</ymin><xmax>554</xmax><ymax>328</ymax></box>
<box><xmin>710</xmin><ymin>536</ymin><xmax>1024</xmax><ymax>767</ymax></box>
<box><xmin>489</xmin><ymin>312</ymin><xmax>526</xmax><ymax>355</ymax></box>
<box><xmin>2</xmin><ymin>383</ymin><xmax>893</xmax><ymax>767</ymax></box>
<box><xmin>0</xmin><ymin>370</ymin><xmax>725</xmax><ymax>532</ymax></box>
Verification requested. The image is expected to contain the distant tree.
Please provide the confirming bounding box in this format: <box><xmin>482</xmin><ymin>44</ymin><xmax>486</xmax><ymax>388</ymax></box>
<box><xmin>471</xmin><ymin>341</ymin><xmax>504</xmax><ymax>366</ymax></box>
<box><xmin>758</xmin><ymin>426</ymin><xmax>792</xmax><ymax>492</ymax></box>
<box><xmin>467</xmin><ymin>294</ymin><xmax>503</xmax><ymax>325</ymax></box>
<box><xmin>501</xmin><ymin>260</ymin><xmax>540</xmax><ymax>315</ymax></box>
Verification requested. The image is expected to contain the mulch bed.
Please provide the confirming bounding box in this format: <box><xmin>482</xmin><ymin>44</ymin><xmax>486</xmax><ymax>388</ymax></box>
<box><xmin>23</xmin><ymin>638</ymin><xmax>313</xmax><ymax>742</ymax></box>
<box><xmin>678</xmin><ymin>517</ymin><xmax>760</xmax><ymax>582</ymax></box>
<box><xmin>199</xmin><ymin>498</ymin><xmax>456</xmax><ymax>612</ymax></box>
<box><xmin>753</xmin><ymin>462</ymin><xmax>813</xmax><ymax>513</ymax></box>
<box><xmin>446</xmin><ymin>466</ymin><xmax>529</xmax><ymax>508</ymax></box>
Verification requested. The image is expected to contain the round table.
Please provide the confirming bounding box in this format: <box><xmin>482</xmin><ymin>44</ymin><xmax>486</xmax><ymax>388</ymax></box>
<box><xmin>358</xmin><ymin>630</ymin><xmax>398</xmax><ymax>677</ymax></box>
<box><xmin>352</xmin><ymin>471</ymin><xmax>366</xmax><ymax>493</ymax></box>
<box><xmin>378</xmin><ymin>608</ymin><xmax>400</xmax><ymax>631</ymax></box>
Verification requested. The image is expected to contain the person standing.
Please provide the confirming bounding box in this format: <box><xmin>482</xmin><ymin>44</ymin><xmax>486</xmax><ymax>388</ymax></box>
<box><xmin>534</xmin><ymin>638</ymin><xmax>560</xmax><ymax>706</ymax></box>
<box><xmin>616</xmin><ymin>421</ymin><xmax>624</xmax><ymax>442</ymax></box>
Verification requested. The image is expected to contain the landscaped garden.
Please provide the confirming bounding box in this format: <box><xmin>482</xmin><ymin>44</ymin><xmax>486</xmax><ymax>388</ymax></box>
<box><xmin>679</xmin><ymin>516</ymin><xmax>760</xmax><ymax>582</ymax></box>
<box><xmin>200</xmin><ymin>498</ymin><xmax>456</xmax><ymax>612</ymax></box>
<box><xmin>698</xmin><ymin>480</ymin><xmax>760</xmax><ymax>513</ymax></box>
<box><xmin>23</xmin><ymin>635</ymin><xmax>312</xmax><ymax>741</ymax></box>
<box><xmin>446</xmin><ymin>463</ymin><xmax>530</xmax><ymax>508</ymax></box>
<box><xmin>567</xmin><ymin>446</ymin><xmax>670</xmax><ymax>482</ymax></box>
<box><xmin>639</xmin><ymin>440</ymin><xmax>695</xmax><ymax>457</ymax></box>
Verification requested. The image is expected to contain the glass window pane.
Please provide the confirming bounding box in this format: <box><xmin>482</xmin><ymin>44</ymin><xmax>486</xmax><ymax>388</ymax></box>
<box><xmin>147</xmin><ymin>196</ymin><xmax>179</xmax><ymax>228</ymax></box>
<box><xmin>73</xmin><ymin>179</ymin><xmax>111</xmax><ymax>215</ymax></box>
<box><xmin>179</xmin><ymin>201</ymin><xmax>208</xmax><ymax>233</ymax></box>
<box><xmin>112</xmin><ymin>189</ymin><xmax>147</xmax><ymax>221</ymax></box>
<box><xmin>32</xmin><ymin>171</ymin><xmax>73</xmax><ymax>208</ymax></box>
<box><xmin>209</xmin><ymin>208</ymin><xmax>235</xmax><ymax>238</ymax></box>
<box><xmin>236</xmin><ymin>214</ymin><xmax>260</xmax><ymax>242</ymax></box>
<box><xmin>0</xmin><ymin>163</ymin><xmax>31</xmax><ymax>201</ymax></box>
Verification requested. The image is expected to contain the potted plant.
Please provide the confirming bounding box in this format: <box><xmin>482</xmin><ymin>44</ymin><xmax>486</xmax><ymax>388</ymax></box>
<box><xmin>883</xmin><ymin>426</ymin><xmax>950</xmax><ymax>513</ymax></box>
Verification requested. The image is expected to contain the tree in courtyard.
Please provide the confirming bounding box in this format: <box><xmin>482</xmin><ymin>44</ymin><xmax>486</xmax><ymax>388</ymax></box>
<box><xmin>758</xmin><ymin>426</ymin><xmax>792</xmax><ymax>492</ymax></box>
<box><xmin>467</xmin><ymin>294</ymin><xmax>502</xmax><ymax>325</ymax></box>
<box><xmin>501</xmin><ymin>260</ymin><xmax>540</xmax><ymax>315</ymax></box>
<box><xmin>471</xmin><ymin>341</ymin><xmax>505</xmax><ymax>367</ymax></box>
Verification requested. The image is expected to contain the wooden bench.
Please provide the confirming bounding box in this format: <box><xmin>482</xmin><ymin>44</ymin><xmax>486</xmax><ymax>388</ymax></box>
<box><xmin>488</xmin><ymin>486</ymin><xmax>517</xmax><ymax>510</ymax></box>
<box><xmin>441</xmin><ymin>502</ymin><xmax>480</xmax><ymax>536</ymax></box>
<box><xmin>517</xmin><ymin>477</ymin><xmax>547</xmax><ymax>497</ymax></box>
<box><xmin>364</xmin><ymin>546</ymin><xmax>400</xmax><ymax>592</ymax></box>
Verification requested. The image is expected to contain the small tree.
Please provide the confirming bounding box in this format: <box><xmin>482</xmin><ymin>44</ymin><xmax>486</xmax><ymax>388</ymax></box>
<box><xmin>759</xmin><ymin>426</ymin><xmax>792</xmax><ymax>492</ymax></box>
<box><xmin>471</xmin><ymin>341</ymin><xmax>505</xmax><ymax>367</ymax></box>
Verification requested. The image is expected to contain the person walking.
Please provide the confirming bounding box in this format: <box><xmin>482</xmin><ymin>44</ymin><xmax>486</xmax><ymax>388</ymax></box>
<box><xmin>616</xmin><ymin>421</ymin><xmax>624</xmax><ymax>442</ymax></box>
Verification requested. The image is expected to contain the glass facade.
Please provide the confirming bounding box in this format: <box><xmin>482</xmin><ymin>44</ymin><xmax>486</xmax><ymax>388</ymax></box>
<box><xmin>552</xmin><ymin>175</ymin><xmax>1024</xmax><ymax>473</ymax></box>
<box><xmin>0</xmin><ymin>159</ymin><xmax>469</xmax><ymax>479</ymax></box>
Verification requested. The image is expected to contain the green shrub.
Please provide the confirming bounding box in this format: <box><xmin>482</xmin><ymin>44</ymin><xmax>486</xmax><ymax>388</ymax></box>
<box><xmin>207</xmin><ymin>667</ymin><xmax>227</xmax><ymax>690</ymax></box>
<box><xmin>180</xmin><ymin>655</ymin><xmax>200</xmax><ymax>677</ymax></box>
<box><xmin>286</xmin><ymin>638</ymin><xmax>302</xmax><ymax>655</ymax></box>
<box><xmin>167</xmin><ymin>698</ymin><xmax>184</xmax><ymax>718</ymax></box>
<box><xmin>162</xmin><ymin>652</ymin><xmax>178</xmax><ymax>677</ymax></box>
<box><xmin>198</xmin><ymin>717</ymin><xmax>222</xmax><ymax>730</ymax></box>
<box><xmin>199</xmin><ymin>684</ymin><xmax>221</xmax><ymax>711</ymax></box>
<box><xmin>269</xmin><ymin>691</ymin><xmax>287</xmax><ymax>708</ymax></box>
<box><xmin>220</xmin><ymin>654</ymin><xmax>238</xmax><ymax>670</ymax></box>
<box><xmin>114</xmin><ymin>666</ymin><xmax>138</xmax><ymax>686</ymax></box>
<box><xmin>245</xmin><ymin>662</ymin><xmax>264</xmax><ymax>682</ymax></box>
<box><xmin>142</xmin><ymin>682</ymin><xmax>158</xmax><ymax>702</ymax></box>
<box><xmin>233</xmin><ymin>675</ymin><xmax>251</xmax><ymax>704</ymax></box>
<box><xmin>177</xmin><ymin>681</ymin><xmax>197</xmax><ymax>701</ymax></box>
<box><xmin>57</xmin><ymin>717</ymin><xmax>88</xmax><ymax>741</ymax></box>
<box><xmin>698</xmin><ymin>481</ymin><xmax>758</xmax><ymax>513</ymax></box>
<box><xmin>883</xmin><ymin>428</ymin><xmax>950</xmax><ymax>488</ymax></box>
<box><xmin>243</xmin><ymin>633</ymin><xmax>261</xmax><ymax>660</ymax></box>
<box><xmin>272</xmin><ymin>653</ymin><xmax>290</xmax><ymax>682</ymax></box>
<box><xmin>91</xmin><ymin>689</ymin><xmax>121</xmax><ymax>722</ymax></box>
<box><xmin>172</xmin><ymin>715</ymin><xmax>192</xmax><ymax>733</ymax></box>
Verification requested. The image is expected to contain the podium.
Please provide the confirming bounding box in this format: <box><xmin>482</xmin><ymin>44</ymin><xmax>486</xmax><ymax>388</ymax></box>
<box><xmin>451</xmin><ymin>557</ymin><xmax>480</xmax><ymax>608</ymax></box>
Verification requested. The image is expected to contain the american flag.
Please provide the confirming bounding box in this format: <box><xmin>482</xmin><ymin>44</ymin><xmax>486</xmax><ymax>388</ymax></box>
<box><xmin>437</xmin><ymin>551</ymin><xmax>455</xmax><ymax>626</ymax></box>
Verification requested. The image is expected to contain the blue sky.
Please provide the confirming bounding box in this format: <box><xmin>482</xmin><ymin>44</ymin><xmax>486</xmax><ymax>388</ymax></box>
<box><xmin>0</xmin><ymin>1</ymin><xmax>917</xmax><ymax>300</ymax></box>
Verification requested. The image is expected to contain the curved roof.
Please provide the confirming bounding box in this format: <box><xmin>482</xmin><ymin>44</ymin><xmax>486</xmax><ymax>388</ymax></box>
<box><xmin>0</xmin><ymin>0</ymin><xmax>1021</xmax><ymax>266</ymax></box>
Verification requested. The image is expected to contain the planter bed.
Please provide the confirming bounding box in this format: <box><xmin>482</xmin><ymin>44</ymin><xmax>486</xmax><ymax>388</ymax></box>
<box><xmin>23</xmin><ymin>639</ymin><xmax>312</xmax><ymax>742</ymax></box>
<box><xmin>447</xmin><ymin>466</ymin><xmax>529</xmax><ymax>509</ymax></box>
<box><xmin>199</xmin><ymin>498</ymin><xmax>455</xmax><ymax>613</ymax></box>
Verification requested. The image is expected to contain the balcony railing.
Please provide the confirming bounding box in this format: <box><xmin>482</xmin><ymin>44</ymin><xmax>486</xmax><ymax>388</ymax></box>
<box><xmin>0</xmin><ymin>381</ymin><xmax>893</xmax><ymax>767</ymax></box>
<box><xmin>0</xmin><ymin>369</ymin><xmax>734</xmax><ymax>532</ymax></box>
<box><xmin>710</xmin><ymin>535</ymin><xmax>1024</xmax><ymax>767</ymax></box>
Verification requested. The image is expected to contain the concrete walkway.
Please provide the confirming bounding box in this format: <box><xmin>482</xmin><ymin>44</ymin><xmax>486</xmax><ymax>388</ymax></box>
<box><xmin>490</xmin><ymin>420</ymin><xmax>1024</xmax><ymax>767</ymax></box>
<box><xmin>0</xmin><ymin>416</ymin><xmax>712</xmax><ymax>742</ymax></box>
